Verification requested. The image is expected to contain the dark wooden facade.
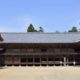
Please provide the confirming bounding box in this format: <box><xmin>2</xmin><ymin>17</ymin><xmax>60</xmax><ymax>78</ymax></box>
<box><xmin>0</xmin><ymin>42</ymin><xmax>80</xmax><ymax>66</ymax></box>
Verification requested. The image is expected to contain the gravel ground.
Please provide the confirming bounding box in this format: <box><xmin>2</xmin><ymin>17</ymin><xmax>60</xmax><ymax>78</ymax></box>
<box><xmin>0</xmin><ymin>66</ymin><xmax>80</xmax><ymax>80</ymax></box>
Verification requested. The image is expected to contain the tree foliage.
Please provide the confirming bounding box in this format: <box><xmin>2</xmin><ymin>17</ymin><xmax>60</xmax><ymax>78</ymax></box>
<box><xmin>68</xmin><ymin>26</ymin><xmax>78</xmax><ymax>32</ymax></box>
<box><xmin>27</xmin><ymin>24</ymin><xmax>44</xmax><ymax>32</ymax></box>
<box><xmin>39</xmin><ymin>27</ymin><xmax>44</xmax><ymax>32</ymax></box>
<box><xmin>27</xmin><ymin>24</ymin><xmax>37</xmax><ymax>32</ymax></box>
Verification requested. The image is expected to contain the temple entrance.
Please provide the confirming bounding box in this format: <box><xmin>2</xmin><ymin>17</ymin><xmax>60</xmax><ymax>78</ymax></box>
<box><xmin>21</xmin><ymin>57</ymin><xmax>27</xmax><ymax>66</ymax></box>
<box><xmin>27</xmin><ymin>57</ymin><xmax>33</xmax><ymax>66</ymax></box>
<box><xmin>34</xmin><ymin>57</ymin><xmax>40</xmax><ymax>66</ymax></box>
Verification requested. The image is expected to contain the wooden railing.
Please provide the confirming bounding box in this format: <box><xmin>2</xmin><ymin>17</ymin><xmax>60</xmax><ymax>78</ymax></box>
<box><xmin>3</xmin><ymin>51</ymin><xmax>78</xmax><ymax>55</ymax></box>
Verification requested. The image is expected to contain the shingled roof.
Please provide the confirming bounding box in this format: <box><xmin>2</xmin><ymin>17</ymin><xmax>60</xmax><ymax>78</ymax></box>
<box><xmin>0</xmin><ymin>32</ymin><xmax>80</xmax><ymax>43</ymax></box>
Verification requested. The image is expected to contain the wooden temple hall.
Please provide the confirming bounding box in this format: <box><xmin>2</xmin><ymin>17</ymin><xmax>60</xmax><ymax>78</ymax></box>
<box><xmin>0</xmin><ymin>32</ymin><xmax>80</xmax><ymax>66</ymax></box>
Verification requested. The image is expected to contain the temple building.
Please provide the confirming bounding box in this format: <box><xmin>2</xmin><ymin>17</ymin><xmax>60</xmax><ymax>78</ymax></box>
<box><xmin>0</xmin><ymin>32</ymin><xmax>80</xmax><ymax>66</ymax></box>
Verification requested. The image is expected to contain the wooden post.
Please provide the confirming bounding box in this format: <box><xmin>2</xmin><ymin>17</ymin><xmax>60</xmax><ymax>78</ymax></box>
<box><xmin>60</xmin><ymin>58</ymin><xmax>62</xmax><ymax>66</ymax></box>
<box><xmin>63</xmin><ymin>57</ymin><xmax>66</xmax><ymax>66</ymax></box>
<box><xmin>73</xmin><ymin>57</ymin><xmax>76</xmax><ymax>66</ymax></box>
<box><xmin>66</xmin><ymin>57</ymin><xmax>68</xmax><ymax>66</ymax></box>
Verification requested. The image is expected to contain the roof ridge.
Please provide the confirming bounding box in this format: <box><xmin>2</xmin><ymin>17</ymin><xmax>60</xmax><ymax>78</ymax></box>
<box><xmin>0</xmin><ymin>32</ymin><xmax>80</xmax><ymax>34</ymax></box>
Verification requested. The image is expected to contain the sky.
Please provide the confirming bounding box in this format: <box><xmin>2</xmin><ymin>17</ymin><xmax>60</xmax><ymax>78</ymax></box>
<box><xmin>0</xmin><ymin>0</ymin><xmax>80</xmax><ymax>32</ymax></box>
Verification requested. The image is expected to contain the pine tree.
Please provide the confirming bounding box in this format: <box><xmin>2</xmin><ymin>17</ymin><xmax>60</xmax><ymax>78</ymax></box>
<box><xmin>69</xmin><ymin>26</ymin><xmax>78</xmax><ymax>32</ymax></box>
<box><xmin>39</xmin><ymin>27</ymin><xmax>44</xmax><ymax>32</ymax></box>
<box><xmin>27</xmin><ymin>24</ymin><xmax>36</xmax><ymax>32</ymax></box>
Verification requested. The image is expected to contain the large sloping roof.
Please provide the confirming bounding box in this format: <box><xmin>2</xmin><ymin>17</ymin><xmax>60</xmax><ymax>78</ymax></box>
<box><xmin>0</xmin><ymin>32</ymin><xmax>80</xmax><ymax>43</ymax></box>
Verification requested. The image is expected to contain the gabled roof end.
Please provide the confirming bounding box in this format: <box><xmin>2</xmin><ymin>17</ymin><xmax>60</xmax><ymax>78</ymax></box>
<box><xmin>0</xmin><ymin>34</ymin><xmax>3</xmax><ymax>41</ymax></box>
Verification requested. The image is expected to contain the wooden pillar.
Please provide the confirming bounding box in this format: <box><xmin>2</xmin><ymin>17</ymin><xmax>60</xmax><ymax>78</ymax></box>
<box><xmin>46</xmin><ymin>55</ymin><xmax>48</xmax><ymax>66</ymax></box>
<box><xmin>73</xmin><ymin>57</ymin><xmax>76</xmax><ymax>66</ymax></box>
<box><xmin>66</xmin><ymin>57</ymin><xmax>68</xmax><ymax>66</ymax></box>
<box><xmin>60</xmin><ymin>58</ymin><xmax>62</xmax><ymax>66</ymax></box>
<box><xmin>40</xmin><ymin>55</ymin><xmax>41</xmax><ymax>66</ymax></box>
<box><xmin>63</xmin><ymin>57</ymin><xmax>66</xmax><ymax>66</ymax></box>
<box><xmin>33</xmin><ymin>55</ymin><xmax>34</xmax><ymax>66</ymax></box>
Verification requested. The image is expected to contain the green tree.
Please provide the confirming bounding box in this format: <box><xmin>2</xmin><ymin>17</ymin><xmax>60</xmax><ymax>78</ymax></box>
<box><xmin>27</xmin><ymin>24</ymin><xmax>37</xmax><ymax>32</ymax></box>
<box><xmin>69</xmin><ymin>26</ymin><xmax>78</xmax><ymax>32</ymax></box>
<box><xmin>39</xmin><ymin>27</ymin><xmax>44</xmax><ymax>32</ymax></box>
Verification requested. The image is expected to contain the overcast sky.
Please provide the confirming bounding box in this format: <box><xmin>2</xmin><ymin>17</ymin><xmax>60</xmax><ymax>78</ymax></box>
<box><xmin>0</xmin><ymin>0</ymin><xmax>80</xmax><ymax>32</ymax></box>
